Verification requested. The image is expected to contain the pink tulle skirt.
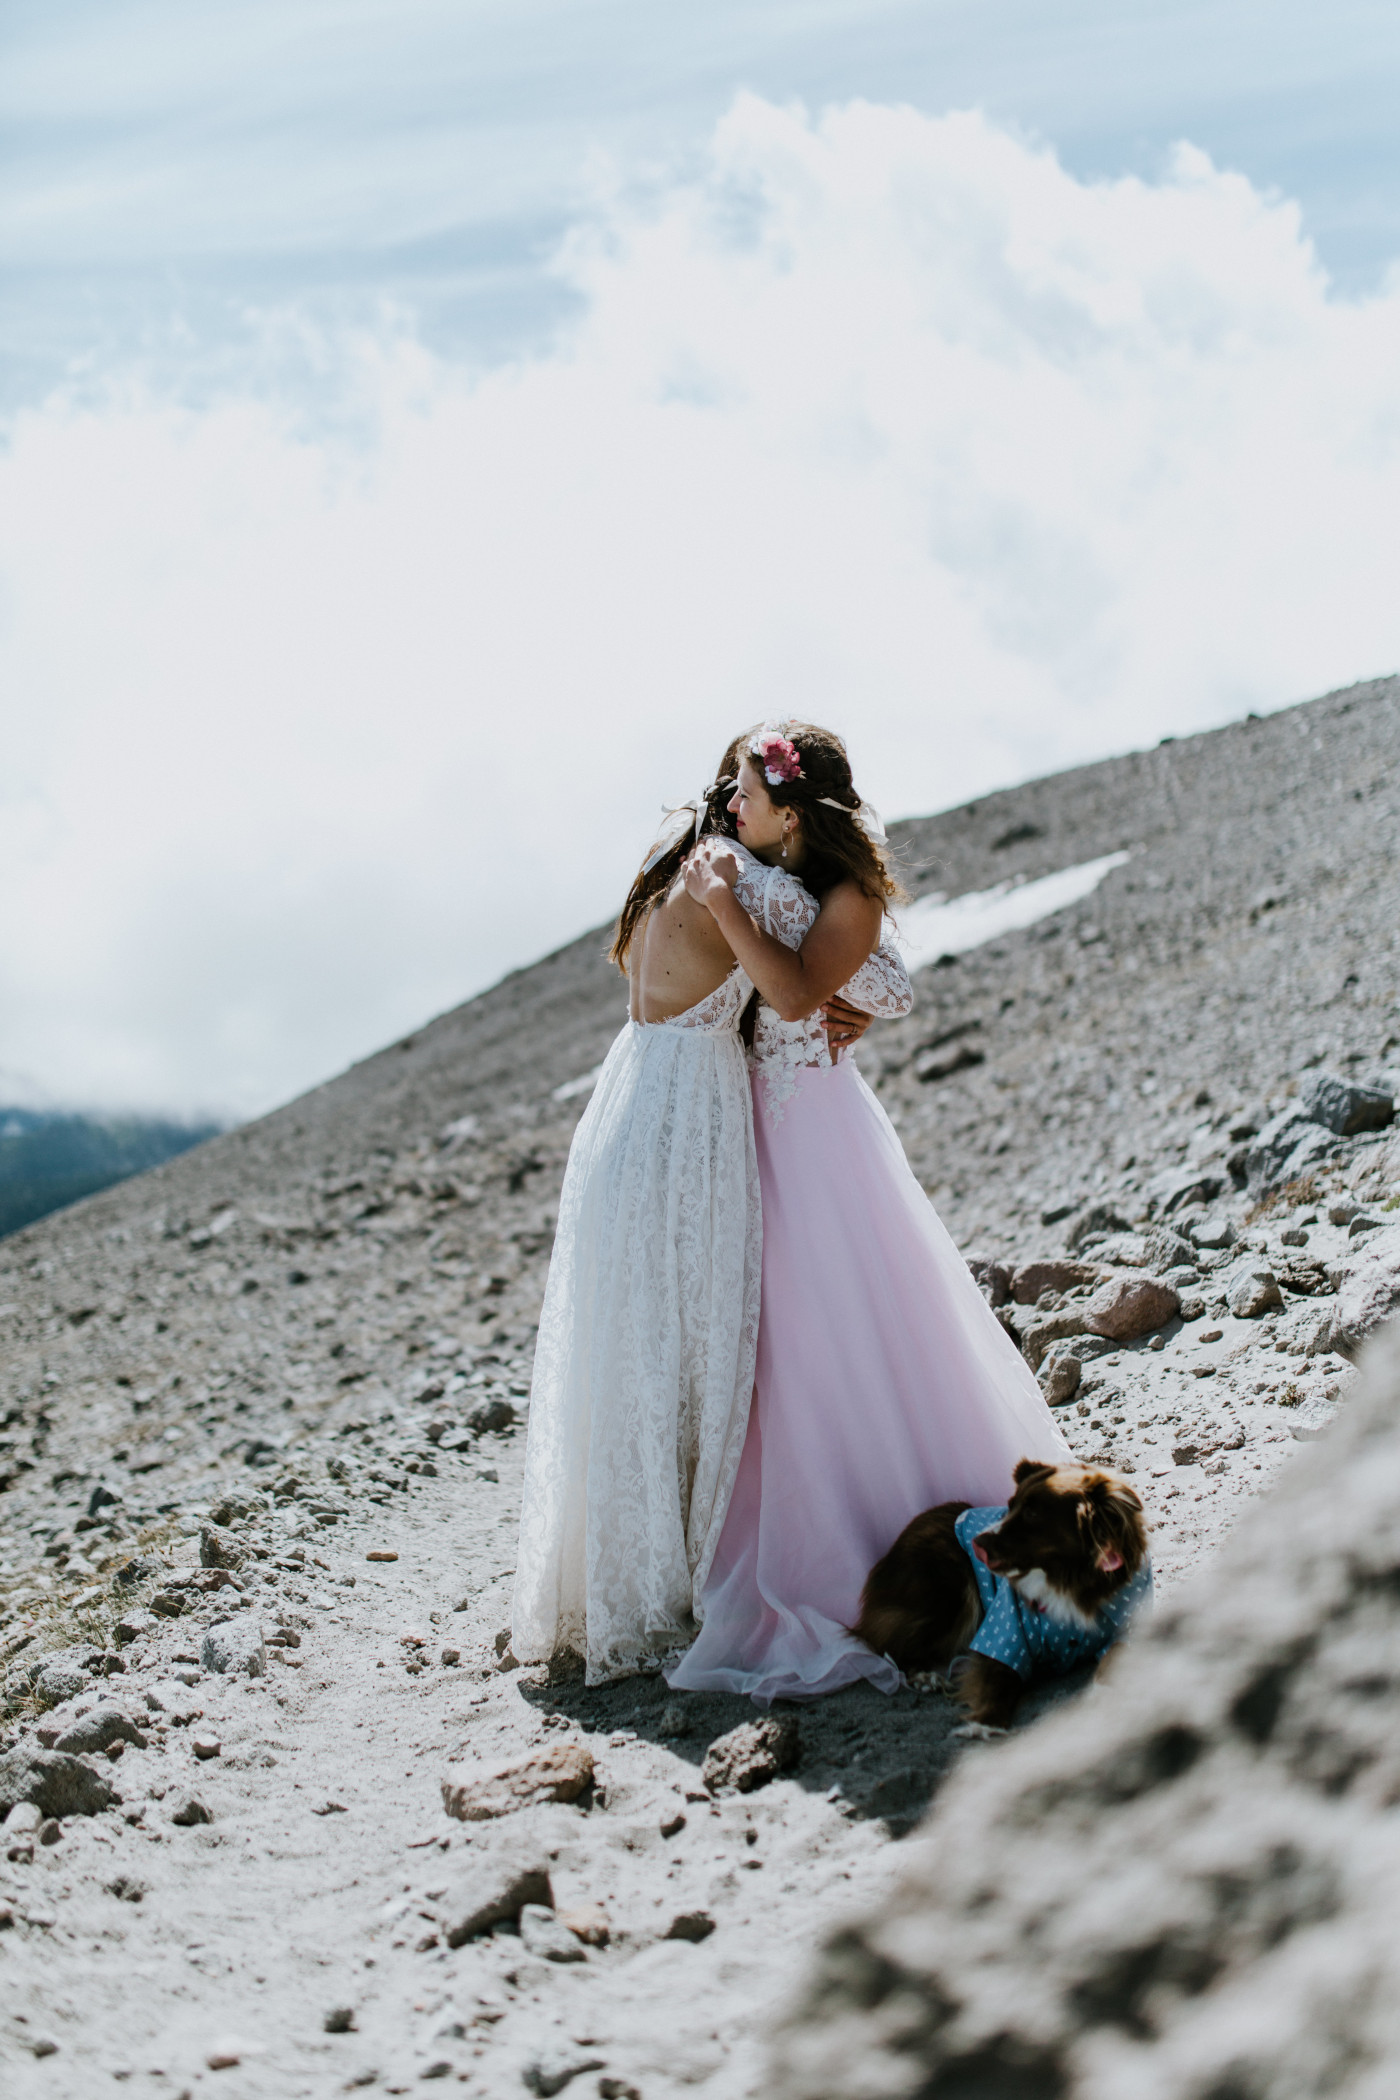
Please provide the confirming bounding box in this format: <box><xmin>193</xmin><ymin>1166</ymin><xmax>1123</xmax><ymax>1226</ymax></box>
<box><xmin>667</xmin><ymin>1058</ymin><xmax>1073</xmax><ymax>1704</ymax></box>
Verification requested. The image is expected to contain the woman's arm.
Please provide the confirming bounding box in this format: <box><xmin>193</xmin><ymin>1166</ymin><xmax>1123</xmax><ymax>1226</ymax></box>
<box><xmin>684</xmin><ymin>852</ymin><xmax>882</xmax><ymax>1022</ymax></box>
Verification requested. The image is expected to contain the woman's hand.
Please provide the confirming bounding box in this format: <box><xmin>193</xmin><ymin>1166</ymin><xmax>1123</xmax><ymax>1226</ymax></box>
<box><xmin>683</xmin><ymin>842</ymin><xmax>739</xmax><ymax>911</ymax></box>
<box><xmin>822</xmin><ymin>994</ymin><xmax>874</xmax><ymax>1053</ymax></box>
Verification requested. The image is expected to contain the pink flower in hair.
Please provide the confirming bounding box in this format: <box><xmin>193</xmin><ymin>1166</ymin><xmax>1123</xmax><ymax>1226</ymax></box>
<box><xmin>752</xmin><ymin>728</ymin><xmax>805</xmax><ymax>786</ymax></box>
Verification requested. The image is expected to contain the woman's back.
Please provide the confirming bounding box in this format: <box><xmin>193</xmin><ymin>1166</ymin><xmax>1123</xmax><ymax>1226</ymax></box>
<box><xmin>631</xmin><ymin>876</ymin><xmax>737</xmax><ymax>1023</ymax></box>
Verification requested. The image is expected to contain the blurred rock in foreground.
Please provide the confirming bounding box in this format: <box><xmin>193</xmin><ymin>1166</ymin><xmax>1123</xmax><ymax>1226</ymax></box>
<box><xmin>773</xmin><ymin>1319</ymin><xmax>1400</xmax><ymax>2100</ymax></box>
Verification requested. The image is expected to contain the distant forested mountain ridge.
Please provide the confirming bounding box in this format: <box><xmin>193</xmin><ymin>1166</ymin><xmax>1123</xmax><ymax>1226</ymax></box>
<box><xmin>0</xmin><ymin>1109</ymin><xmax>221</xmax><ymax>1239</ymax></box>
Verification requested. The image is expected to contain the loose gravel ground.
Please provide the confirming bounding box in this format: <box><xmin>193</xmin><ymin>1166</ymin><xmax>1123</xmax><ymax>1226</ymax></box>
<box><xmin>2</xmin><ymin>676</ymin><xmax>1399</xmax><ymax>2096</ymax></box>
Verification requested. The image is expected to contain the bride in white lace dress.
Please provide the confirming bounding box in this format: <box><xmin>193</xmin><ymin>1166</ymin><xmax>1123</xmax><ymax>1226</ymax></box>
<box><xmin>512</xmin><ymin>766</ymin><xmax>910</xmax><ymax>1684</ymax></box>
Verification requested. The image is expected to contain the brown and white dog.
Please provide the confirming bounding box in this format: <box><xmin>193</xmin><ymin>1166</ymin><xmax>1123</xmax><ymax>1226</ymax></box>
<box><xmin>854</xmin><ymin>1459</ymin><xmax>1149</xmax><ymax>1730</ymax></box>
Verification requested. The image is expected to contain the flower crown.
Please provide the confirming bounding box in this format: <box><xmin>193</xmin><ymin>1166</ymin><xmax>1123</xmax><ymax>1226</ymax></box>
<box><xmin>752</xmin><ymin>728</ymin><xmax>805</xmax><ymax>786</ymax></box>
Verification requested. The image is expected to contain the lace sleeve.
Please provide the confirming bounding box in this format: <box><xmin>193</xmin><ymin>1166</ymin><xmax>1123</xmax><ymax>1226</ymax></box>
<box><xmin>839</xmin><ymin>939</ymin><xmax>914</xmax><ymax>1017</ymax></box>
<box><xmin>725</xmin><ymin>845</ymin><xmax>819</xmax><ymax>952</ymax></box>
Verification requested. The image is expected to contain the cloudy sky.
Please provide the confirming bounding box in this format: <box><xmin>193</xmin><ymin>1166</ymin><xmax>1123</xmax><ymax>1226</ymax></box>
<box><xmin>4</xmin><ymin>0</ymin><xmax>1400</xmax><ymax>1120</ymax></box>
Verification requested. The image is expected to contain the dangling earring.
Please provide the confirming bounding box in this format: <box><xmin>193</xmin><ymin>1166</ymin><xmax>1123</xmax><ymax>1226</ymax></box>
<box><xmin>780</xmin><ymin>828</ymin><xmax>790</xmax><ymax>862</ymax></box>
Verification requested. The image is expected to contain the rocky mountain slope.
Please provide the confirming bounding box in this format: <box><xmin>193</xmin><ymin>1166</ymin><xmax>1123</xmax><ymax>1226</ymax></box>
<box><xmin>1</xmin><ymin>673</ymin><xmax>1398</xmax><ymax>2096</ymax></box>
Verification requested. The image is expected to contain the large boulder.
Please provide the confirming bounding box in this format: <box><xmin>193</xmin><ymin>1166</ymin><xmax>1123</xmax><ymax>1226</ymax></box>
<box><xmin>1010</xmin><ymin>1258</ymin><xmax>1102</xmax><ymax>1305</ymax></box>
<box><xmin>1082</xmin><ymin>1274</ymin><xmax>1179</xmax><ymax>1341</ymax></box>
<box><xmin>1244</xmin><ymin>1107</ymin><xmax>1341</xmax><ymax>1195</ymax></box>
<box><xmin>0</xmin><ymin>1747</ymin><xmax>118</xmax><ymax>1819</ymax></box>
<box><xmin>1330</xmin><ymin>1226</ymin><xmax>1400</xmax><ymax>1354</ymax></box>
<box><xmin>1298</xmin><ymin>1071</ymin><xmax>1394</xmax><ymax>1138</ymax></box>
<box><xmin>771</xmin><ymin>1320</ymin><xmax>1400</xmax><ymax>2100</ymax></box>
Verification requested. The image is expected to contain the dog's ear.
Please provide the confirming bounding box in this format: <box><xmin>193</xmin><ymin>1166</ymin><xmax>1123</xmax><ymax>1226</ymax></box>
<box><xmin>1012</xmin><ymin>1458</ymin><xmax>1056</xmax><ymax>1489</ymax></box>
<box><xmin>1081</xmin><ymin>1471</ymin><xmax>1147</xmax><ymax>1574</ymax></box>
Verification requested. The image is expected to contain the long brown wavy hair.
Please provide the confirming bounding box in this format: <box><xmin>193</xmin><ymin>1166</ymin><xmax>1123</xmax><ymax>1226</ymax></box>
<box><xmin>610</xmin><ymin>720</ymin><xmax>904</xmax><ymax>971</ymax></box>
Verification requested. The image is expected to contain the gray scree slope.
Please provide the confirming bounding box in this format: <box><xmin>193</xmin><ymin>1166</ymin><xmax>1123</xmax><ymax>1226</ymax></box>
<box><xmin>0</xmin><ymin>674</ymin><xmax>1397</xmax><ymax>2094</ymax></box>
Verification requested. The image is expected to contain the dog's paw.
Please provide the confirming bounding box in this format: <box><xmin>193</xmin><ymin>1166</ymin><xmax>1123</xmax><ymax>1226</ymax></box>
<box><xmin>950</xmin><ymin>1720</ymin><xmax>1009</xmax><ymax>1741</ymax></box>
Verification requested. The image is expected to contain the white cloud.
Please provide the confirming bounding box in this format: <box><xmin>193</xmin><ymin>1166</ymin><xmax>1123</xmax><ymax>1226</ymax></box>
<box><xmin>3</xmin><ymin>95</ymin><xmax>1400</xmax><ymax>1118</ymax></box>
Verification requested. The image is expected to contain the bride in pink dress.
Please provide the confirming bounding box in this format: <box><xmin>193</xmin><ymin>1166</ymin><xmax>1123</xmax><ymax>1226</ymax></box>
<box><xmin>667</xmin><ymin>721</ymin><xmax>1072</xmax><ymax>1705</ymax></box>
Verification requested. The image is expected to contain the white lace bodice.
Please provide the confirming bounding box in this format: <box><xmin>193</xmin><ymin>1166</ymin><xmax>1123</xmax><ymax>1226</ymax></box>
<box><xmin>724</xmin><ymin>841</ymin><xmax>913</xmax><ymax>1118</ymax></box>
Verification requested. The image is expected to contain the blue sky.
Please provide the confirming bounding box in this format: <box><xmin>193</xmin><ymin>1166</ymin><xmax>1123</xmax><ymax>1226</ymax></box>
<box><xmin>6</xmin><ymin>0</ymin><xmax>1400</xmax><ymax>407</ymax></box>
<box><xmin>3</xmin><ymin>2</ymin><xmax>1400</xmax><ymax>1118</ymax></box>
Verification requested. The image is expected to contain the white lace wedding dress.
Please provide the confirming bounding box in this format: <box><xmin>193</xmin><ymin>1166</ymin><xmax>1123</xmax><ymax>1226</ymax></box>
<box><xmin>512</xmin><ymin>964</ymin><xmax>762</xmax><ymax>1684</ymax></box>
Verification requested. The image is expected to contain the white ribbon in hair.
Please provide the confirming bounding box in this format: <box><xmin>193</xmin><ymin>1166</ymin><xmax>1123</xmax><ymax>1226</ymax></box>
<box><xmin>817</xmin><ymin>795</ymin><xmax>887</xmax><ymax>844</ymax></box>
<box><xmin>639</xmin><ymin>780</ymin><xmax>735</xmax><ymax>875</ymax></box>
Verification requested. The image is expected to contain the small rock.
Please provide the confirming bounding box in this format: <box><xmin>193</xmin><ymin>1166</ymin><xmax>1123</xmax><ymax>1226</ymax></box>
<box><xmin>39</xmin><ymin>1817</ymin><xmax>63</xmax><ymax>1845</ymax></box>
<box><xmin>558</xmin><ymin>1901</ymin><xmax>610</xmax><ymax>1946</ymax></box>
<box><xmin>659</xmin><ymin>1810</ymin><xmax>687</xmax><ymax>1838</ymax></box>
<box><xmin>1064</xmin><ymin>1203</ymin><xmax>1132</xmax><ymax>1253</ymax></box>
<box><xmin>438</xmin><ymin>1849</ymin><xmax>552</xmax><ymax>1945</ymax></box>
<box><xmin>5</xmin><ymin>1821</ymin><xmax>35</xmax><ymax>1862</ymax></box>
<box><xmin>53</xmin><ymin>1705</ymin><xmax>148</xmax><ymax>1755</ymax></box>
<box><xmin>1038</xmin><ymin>1349</ymin><xmax>1082</xmax><ymax>1406</ymax></box>
<box><xmin>0</xmin><ymin>1747</ymin><xmax>118</xmax><ymax>1820</ymax></box>
<box><xmin>324</xmin><ymin>2007</ymin><xmax>357</xmax><ymax>2034</ymax></box>
<box><xmin>1280</xmin><ymin>1225</ymin><xmax>1310</xmax><ymax>1247</ymax></box>
<box><xmin>1328</xmin><ymin>1198</ymin><xmax>1363</xmax><ymax>1226</ymax></box>
<box><xmin>1011</xmin><ymin>1258</ymin><xmax>1101</xmax><ymax>1306</ymax></box>
<box><xmin>1018</xmin><ymin>1308</ymin><xmax>1088</xmax><ymax>1369</ymax></box>
<box><xmin>1297</xmin><ymin>1071</ymin><xmax>1394</xmax><ymax>1137</ymax></box>
<box><xmin>192</xmin><ymin>1737</ymin><xmax>221</xmax><ymax>1761</ymax></box>
<box><xmin>1227</xmin><ymin>1266</ymin><xmax>1285</xmax><ymax>1319</ymax></box>
<box><xmin>143</xmin><ymin>1681</ymin><xmax>204</xmax><ymax>1725</ymax></box>
<box><xmin>366</xmin><ymin>1549</ymin><xmax>399</xmax><ymax>1563</ymax></box>
<box><xmin>659</xmin><ymin>1702</ymin><xmax>692</xmax><ymax>1737</ymax></box>
<box><xmin>518</xmin><ymin>1902</ymin><xmax>588</xmax><ymax>1962</ymax></box>
<box><xmin>1162</xmin><ymin>1263</ymin><xmax>1201</xmax><ymax>1292</ymax></box>
<box><xmin>171</xmin><ymin>1794</ymin><xmax>213</xmax><ymax>1826</ymax></box>
<box><xmin>966</xmin><ymin>1258</ymin><xmax>1012</xmax><ymax>1307</ymax></box>
<box><xmin>30</xmin><ymin>1652</ymin><xmax>94</xmax><ymax>1707</ymax></box>
<box><xmin>599</xmin><ymin>2084</ymin><xmax>642</xmax><ymax>2100</ymax></box>
<box><xmin>702</xmin><ymin>1716</ymin><xmax>800</xmax><ymax>1794</ymax></box>
<box><xmin>199</xmin><ymin>1525</ymin><xmax>244</xmax><ymax>1571</ymax></box>
<box><xmin>442</xmin><ymin>1742</ymin><xmax>594</xmax><ymax>1821</ymax></box>
<box><xmin>201</xmin><ymin>1619</ymin><xmax>266</xmax><ymax>1677</ymax></box>
<box><xmin>522</xmin><ymin>2048</ymin><xmax>605</xmax><ymax>2097</ymax></box>
<box><xmin>440</xmin><ymin>1648</ymin><xmax>460</xmax><ymax>1666</ymax></box>
<box><xmin>1082</xmin><ymin>1275</ymin><xmax>1180</xmax><ymax>1342</ymax></box>
<box><xmin>664</xmin><ymin>1910</ymin><xmax>716</xmax><ymax>1942</ymax></box>
<box><xmin>1191</xmin><ymin>1215</ymin><xmax>1237</xmax><ymax>1251</ymax></box>
<box><xmin>208</xmin><ymin>1492</ymin><xmax>256</xmax><ymax>1525</ymax></box>
<box><xmin>113</xmin><ymin>1610</ymin><xmax>158</xmax><ymax>1647</ymax></box>
<box><xmin>206</xmin><ymin>2039</ymin><xmax>247</xmax><ymax>2070</ymax></box>
<box><xmin>150</xmin><ymin>1590</ymin><xmax>189</xmax><ymax>1618</ymax></box>
<box><xmin>1148</xmin><ymin>1166</ymin><xmax>1226</xmax><ymax>1217</ymax></box>
<box><xmin>465</xmin><ymin>1398</ymin><xmax>516</xmax><ymax>1436</ymax></box>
